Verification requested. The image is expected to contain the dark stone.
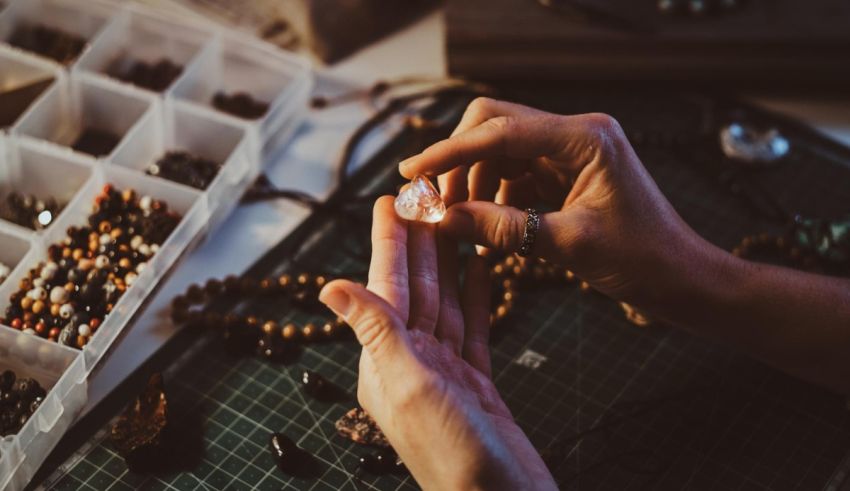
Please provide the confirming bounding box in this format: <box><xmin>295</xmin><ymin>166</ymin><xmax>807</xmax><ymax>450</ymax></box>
<box><xmin>268</xmin><ymin>432</ymin><xmax>323</xmax><ymax>478</ymax></box>
<box><xmin>301</xmin><ymin>371</ymin><xmax>348</xmax><ymax>403</ymax></box>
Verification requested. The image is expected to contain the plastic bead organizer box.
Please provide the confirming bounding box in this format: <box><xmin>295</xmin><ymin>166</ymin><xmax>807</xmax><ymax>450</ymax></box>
<box><xmin>0</xmin><ymin>0</ymin><xmax>312</xmax><ymax>488</ymax></box>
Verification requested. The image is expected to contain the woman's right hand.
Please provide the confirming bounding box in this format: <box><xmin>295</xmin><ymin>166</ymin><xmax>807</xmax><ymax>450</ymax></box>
<box><xmin>400</xmin><ymin>97</ymin><xmax>723</xmax><ymax>318</ymax></box>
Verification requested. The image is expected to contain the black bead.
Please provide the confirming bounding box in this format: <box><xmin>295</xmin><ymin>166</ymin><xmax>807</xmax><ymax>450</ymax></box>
<box><xmin>0</xmin><ymin>370</ymin><xmax>15</xmax><ymax>391</ymax></box>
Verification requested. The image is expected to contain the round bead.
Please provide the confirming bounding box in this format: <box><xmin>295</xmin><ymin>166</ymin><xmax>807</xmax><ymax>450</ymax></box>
<box><xmin>301</xmin><ymin>323</ymin><xmax>318</xmax><ymax>341</ymax></box>
<box><xmin>281</xmin><ymin>323</ymin><xmax>299</xmax><ymax>341</ymax></box>
<box><xmin>78</xmin><ymin>324</ymin><xmax>91</xmax><ymax>337</ymax></box>
<box><xmin>204</xmin><ymin>279</ymin><xmax>223</xmax><ymax>296</ymax></box>
<box><xmin>59</xmin><ymin>303</ymin><xmax>75</xmax><ymax>319</ymax></box>
<box><xmin>31</xmin><ymin>300</ymin><xmax>45</xmax><ymax>315</ymax></box>
<box><xmin>186</xmin><ymin>284</ymin><xmax>204</xmax><ymax>303</ymax></box>
<box><xmin>50</xmin><ymin>286</ymin><xmax>69</xmax><ymax>304</ymax></box>
<box><xmin>321</xmin><ymin>322</ymin><xmax>336</xmax><ymax>338</ymax></box>
<box><xmin>95</xmin><ymin>255</ymin><xmax>110</xmax><ymax>269</ymax></box>
<box><xmin>21</xmin><ymin>297</ymin><xmax>33</xmax><ymax>310</ymax></box>
<box><xmin>262</xmin><ymin>321</ymin><xmax>278</xmax><ymax>335</ymax></box>
<box><xmin>278</xmin><ymin>274</ymin><xmax>292</xmax><ymax>289</ymax></box>
<box><xmin>130</xmin><ymin>235</ymin><xmax>144</xmax><ymax>250</ymax></box>
<box><xmin>125</xmin><ymin>272</ymin><xmax>138</xmax><ymax>286</ymax></box>
<box><xmin>29</xmin><ymin>287</ymin><xmax>47</xmax><ymax>301</ymax></box>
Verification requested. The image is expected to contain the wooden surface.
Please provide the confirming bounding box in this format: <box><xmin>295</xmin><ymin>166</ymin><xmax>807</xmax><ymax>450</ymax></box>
<box><xmin>446</xmin><ymin>0</ymin><xmax>850</xmax><ymax>86</ymax></box>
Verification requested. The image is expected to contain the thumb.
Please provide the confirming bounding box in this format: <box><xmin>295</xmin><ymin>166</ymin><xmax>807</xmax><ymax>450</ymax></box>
<box><xmin>319</xmin><ymin>279</ymin><xmax>419</xmax><ymax>372</ymax></box>
<box><xmin>440</xmin><ymin>201</ymin><xmax>567</xmax><ymax>261</ymax></box>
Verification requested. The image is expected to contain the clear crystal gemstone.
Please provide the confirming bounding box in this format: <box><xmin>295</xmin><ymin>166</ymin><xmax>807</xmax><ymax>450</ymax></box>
<box><xmin>394</xmin><ymin>175</ymin><xmax>446</xmax><ymax>223</ymax></box>
<box><xmin>720</xmin><ymin>123</ymin><xmax>789</xmax><ymax>165</ymax></box>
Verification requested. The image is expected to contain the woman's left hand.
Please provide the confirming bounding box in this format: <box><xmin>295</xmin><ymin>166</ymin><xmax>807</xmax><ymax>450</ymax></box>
<box><xmin>320</xmin><ymin>196</ymin><xmax>556</xmax><ymax>491</ymax></box>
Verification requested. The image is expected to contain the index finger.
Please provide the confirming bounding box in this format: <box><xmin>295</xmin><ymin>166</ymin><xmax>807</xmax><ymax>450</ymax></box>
<box><xmin>400</xmin><ymin>112</ymin><xmax>619</xmax><ymax>181</ymax></box>
<box><xmin>367</xmin><ymin>196</ymin><xmax>410</xmax><ymax>324</ymax></box>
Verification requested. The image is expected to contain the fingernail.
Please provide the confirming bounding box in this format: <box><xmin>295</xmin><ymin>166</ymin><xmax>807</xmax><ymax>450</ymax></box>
<box><xmin>319</xmin><ymin>286</ymin><xmax>351</xmax><ymax>317</ymax></box>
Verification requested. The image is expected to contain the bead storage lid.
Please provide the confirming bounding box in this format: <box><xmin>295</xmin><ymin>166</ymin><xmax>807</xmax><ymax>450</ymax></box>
<box><xmin>0</xmin><ymin>0</ymin><xmax>313</xmax><ymax>489</ymax></box>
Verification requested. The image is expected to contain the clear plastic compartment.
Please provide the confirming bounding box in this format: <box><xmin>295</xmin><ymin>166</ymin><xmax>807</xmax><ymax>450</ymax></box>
<box><xmin>0</xmin><ymin>325</ymin><xmax>81</xmax><ymax>491</ymax></box>
<box><xmin>0</xmin><ymin>0</ymin><xmax>113</xmax><ymax>66</ymax></box>
<box><xmin>74</xmin><ymin>7</ymin><xmax>213</xmax><ymax>93</ymax></box>
<box><xmin>113</xmin><ymin>101</ymin><xmax>251</xmax><ymax>229</ymax></box>
<box><xmin>13</xmin><ymin>75</ymin><xmax>158</xmax><ymax>159</ymax></box>
<box><xmin>0</xmin><ymin>46</ymin><xmax>61</xmax><ymax>129</ymax></box>
<box><xmin>0</xmin><ymin>137</ymin><xmax>94</xmax><ymax>234</ymax></box>
<box><xmin>0</xmin><ymin>1</ymin><xmax>313</xmax><ymax>489</ymax></box>
<box><xmin>170</xmin><ymin>32</ymin><xmax>313</xmax><ymax>159</ymax></box>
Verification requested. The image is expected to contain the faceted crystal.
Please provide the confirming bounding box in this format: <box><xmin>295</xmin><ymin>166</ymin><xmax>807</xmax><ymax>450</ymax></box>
<box><xmin>394</xmin><ymin>175</ymin><xmax>446</xmax><ymax>223</ymax></box>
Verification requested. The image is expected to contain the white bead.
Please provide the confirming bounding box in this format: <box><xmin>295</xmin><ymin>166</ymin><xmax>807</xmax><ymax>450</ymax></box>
<box><xmin>33</xmin><ymin>278</ymin><xmax>45</xmax><ymax>288</ymax></box>
<box><xmin>29</xmin><ymin>287</ymin><xmax>46</xmax><ymax>300</ymax></box>
<box><xmin>50</xmin><ymin>286</ymin><xmax>69</xmax><ymax>304</ymax></box>
<box><xmin>138</xmin><ymin>244</ymin><xmax>151</xmax><ymax>256</ymax></box>
<box><xmin>95</xmin><ymin>255</ymin><xmax>109</xmax><ymax>269</ymax></box>
<box><xmin>136</xmin><ymin>262</ymin><xmax>147</xmax><ymax>274</ymax></box>
<box><xmin>78</xmin><ymin>324</ymin><xmax>91</xmax><ymax>337</ymax></box>
<box><xmin>139</xmin><ymin>195</ymin><xmax>152</xmax><ymax>212</ymax></box>
<box><xmin>130</xmin><ymin>235</ymin><xmax>143</xmax><ymax>250</ymax></box>
<box><xmin>40</xmin><ymin>262</ymin><xmax>57</xmax><ymax>280</ymax></box>
<box><xmin>150</xmin><ymin>243</ymin><xmax>160</xmax><ymax>254</ymax></box>
<box><xmin>59</xmin><ymin>303</ymin><xmax>75</xmax><ymax>319</ymax></box>
<box><xmin>125</xmin><ymin>272</ymin><xmax>138</xmax><ymax>286</ymax></box>
<box><xmin>99</xmin><ymin>233</ymin><xmax>111</xmax><ymax>245</ymax></box>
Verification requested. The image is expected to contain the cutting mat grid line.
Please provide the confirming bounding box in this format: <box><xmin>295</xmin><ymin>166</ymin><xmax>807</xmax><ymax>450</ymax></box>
<box><xmin>47</xmin><ymin>93</ymin><xmax>850</xmax><ymax>491</ymax></box>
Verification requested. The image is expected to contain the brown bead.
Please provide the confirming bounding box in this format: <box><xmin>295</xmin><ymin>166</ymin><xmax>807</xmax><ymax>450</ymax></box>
<box><xmin>90</xmin><ymin>318</ymin><xmax>101</xmax><ymax>330</ymax></box>
<box><xmin>172</xmin><ymin>295</ymin><xmax>189</xmax><ymax>311</ymax></box>
<box><xmin>62</xmin><ymin>247</ymin><xmax>71</xmax><ymax>259</ymax></box>
<box><xmin>204</xmin><ymin>278</ymin><xmax>223</xmax><ymax>296</ymax></box>
<box><xmin>278</xmin><ymin>274</ymin><xmax>292</xmax><ymax>289</ymax></box>
<box><xmin>48</xmin><ymin>327</ymin><xmax>60</xmax><ymax>339</ymax></box>
<box><xmin>118</xmin><ymin>257</ymin><xmax>131</xmax><ymax>269</ymax></box>
<box><xmin>186</xmin><ymin>284</ymin><xmax>204</xmax><ymax>303</ymax></box>
<box><xmin>34</xmin><ymin>322</ymin><xmax>46</xmax><ymax>335</ymax></box>
<box><xmin>314</xmin><ymin>276</ymin><xmax>327</xmax><ymax>289</ymax></box>
<box><xmin>259</xmin><ymin>278</ymin><xmax>274</xmax><ymax>291</ymax></box>
<box><xmin>262</xmin><ymin>320</ymin><xmax>279</xmax><ymax>335</ymax></box>
<box><xmin>565</xmin><ymin>270</ymin><xmax>575</xmax><ymax>282</ymax></box>
<box><xmin>240</xmin><ymin>277</ymin><xmax>257</xmax><ymax>294</ymax></box>
<box><xmin>21</xmin><ymin>297</ymin><xmax>33</xmax><ymax>310</ymax></box>
<box><xmin>72</xmin><ymin>248</ymin><xmax>84</xmax><ymax>261</ymax></box>
<box><xmin>511</xmin><ymin>265</ymin><xmax>523</xmax><ymax>277</ymax></box>
<box><xmin>31</xmin><ymin>300</ymin><xmax>45</xmax><ymax>314</ymax></box>
<box><xmin>245</xmin><ymin>316</ymin><xmax>260</xmax><ymax>328</ymax></box>
<box><xmin>64</xmin><ymin>282</ymin><xmax>75</xmax><ymax>291</ymax></box>
<box><xmin>504</xmin><ymin>255</ymin><xmax>517</xmax><ymax>267</ymax></box>
<box><xmin>502</xmin><ymin>278</ymin><xmax>516</xmax><ymax>290</ymax></box>
<box><xmin>110</xmin><ymin>228</ymin><xmax>123</xmax><ymax>240</ymax></box>
<box><xmin>23</xmin><ymin>312</ymin><xmax>33</xmax><ymax>322</ymax></box>
<box><xmin>10</xmin><ymin>318</ymin><xmax>22</xmax><ymax>329</ymax></box>
<box><xmin>492</xmin><ymin>264</ymin><xmax>506</xmax><ymax>276</ymax></box>
<box><xmin>50</xmin><ymin>304</ymin><xmax>61</xmax><ymax>317</ymax></box>
<box><xmin>88</xmin><ymin>240</ymin><xmax>99</xmax><ymax>252</ymax></box>
<box><xmin>301</xmin><ymin>322</ymin><xmax>318</xmax><ymax>341</ymax></box>
<box><xmin>18</xmin><ymin>278</ymin><xmax>31</xmax><ymax>290</ymax></box>
<box><xmin>203</xmin><ymin>312</ymin><xmax>222</xmax><ymax>327</ymax></box>
<box><xmin>503</xmin><ymin>291</ymin><xmax>515</xmax><ymax>303</ymax></box>
<box><xmin>297</xmin><ymin>273</ymin><xmax>310</xmax><ymax>286</ymax></box>
<box><xmin>579</xmin><ymin>281</ymin><xmax>591</xmax><ymax>292</ymax></box>
<box><xmin>98</xmin><ymin>221</ymin><xmax>112</xmax><ymax>233</ymax></box>
<box><xmin>495</xmin><ymin>304</ymin><xmax>509</xmax><ymax>319</ymax></box>
<box><xmin>223</xmin><ymin>275</ymin><xmax>241</xmax><ymax>293</ymax></box>
<box><xmin>281</xmin><ymin>323</ymin><xmax>299</xmax><ymax>341</ymax></box>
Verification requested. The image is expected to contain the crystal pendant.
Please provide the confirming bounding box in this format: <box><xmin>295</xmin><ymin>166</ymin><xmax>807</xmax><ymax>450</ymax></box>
<box><xmin>720</xmin><ymin>123</ymin><xmax>790</xmax><ymax>165</ymax></box>
<box><xmin>394</xmin><ymin>175</ymin><xmax>446</xmax><ymax>223</ymax></box>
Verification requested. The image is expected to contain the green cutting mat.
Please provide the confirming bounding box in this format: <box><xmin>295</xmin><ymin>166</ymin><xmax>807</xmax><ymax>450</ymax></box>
<box><xmin>45</xmin><ymin>91</ymin><xmax>850</xmax><ymax>490</ymax></box>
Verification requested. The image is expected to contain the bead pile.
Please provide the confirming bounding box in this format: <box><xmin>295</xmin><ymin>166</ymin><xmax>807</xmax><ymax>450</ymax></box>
<box><xmin>112</xmin><ymin>58</ymin><xmax>183</xmax><ymax>92</ymax></box>
<box><xmin>1</xmin><ymin>185</ymin><xmax>181</xmax><ymax>348</ymax></box>
<box><xmin>0</xmin><ymin>369</ymin><xmax>46</xmax><ymax>437</ymax></box>
<box><xmin>0</xmin><ymin>191</ymin><xmax>63</xmax><ymax>230</ymax></box>
<box><xmin>212</xmin><ymin>91</ymin><xmax>269</xmax><ymax>120</ymax></box>
<box><xmin>146</xmin><ymin>151</ymin><xmax>221</xmax><ymax>190</ymax></box>
<box><xmin>8</xmin><ymin>24</ymin><xmax>86</xmax><ymax>65</ymax></box>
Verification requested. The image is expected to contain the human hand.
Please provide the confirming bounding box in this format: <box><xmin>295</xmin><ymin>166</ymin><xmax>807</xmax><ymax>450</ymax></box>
<box><xmin>319</xmin><ymin>197</ymin><xmax>557</xmax><ymax>491</ymax></box>
<box><xmin>399</xmin><ymin>97</ymin><xmax>718</xmax><ymax>317</ymax></box>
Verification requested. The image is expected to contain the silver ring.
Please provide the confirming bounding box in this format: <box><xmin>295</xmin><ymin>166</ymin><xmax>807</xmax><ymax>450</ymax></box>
<box><xmin>518</xmin><ymin>208</ymin><xmax>539</xmax><ymax>257</ymax></box>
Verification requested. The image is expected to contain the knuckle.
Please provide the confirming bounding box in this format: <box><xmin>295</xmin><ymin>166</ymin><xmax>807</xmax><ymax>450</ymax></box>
<box><xmin>351</xmin><ymin>309</ymin><xmax>395</xmax><ymax>356</ymax></box>
<box><xmin>466</xmin><ymin>97</ymin><xmax>495</xmax><ymax>118</ymax></box>
<box><xmin>488</xmin><ymin>210</ymin><xmax>523</xmax><ymax>251</ymax></box>
<box><xmin>584</xmin><ymin>113</ymin><xmax>626</xmax><ymax>156</ymax></box>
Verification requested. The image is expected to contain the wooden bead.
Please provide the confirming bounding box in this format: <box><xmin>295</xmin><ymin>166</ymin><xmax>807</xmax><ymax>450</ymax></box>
<box><xmin>186</xmin><ymin>284</ymin><xmax>204</xmax><ymax>303</ymax></box>
<box><xmin>314</xmin><ymin>276</ymin><xmax>327</xmax><ymax>289</ymax></box>
<box><xmin>297</xmin><ymin>273</ymin><xmax>310</xmax><ymax>287</ymax></box>
<box><xmin>32</xmin><ymin>300</ymin><xmax>45</xmax><ymax>315</ymax></box>
<box><xmin>259</xmin><ymin>278</ymin><xmax>275</xmax><ymax>291</ymax></box>
<box><xmin>278</xmin><ymin>274</ymin><xmax>292</xmax><ymax>289</ymax></box>
<box><xmin>503</xmin><ymin>291</ymin><xmax>515</xmax><ymax>303</ymax></box>
<box><xmin>204</xmin><ymin>278</ymin><xmax>224</xmax><ymax>296</ymax></box>
<box><xmin>504</xmin><ymin>255</ymin><xmax>517</xmax><ymax>267</ymax></box>
<box><xmin>495</xmin><ymin>304</ymin><xmax>509</xmax><ymax>319</ymax></box>
<box><xmin>262</xmin><ymin>320</ymin><xmax>279</xmax><ymax>336</ymax></box>
<box><xmin>301</xmin><ymin>322</ymin><xmax>318</xmax><ymax>341</ymax></box>
<box><xmin>281</xmin><ymin>323</ymin><xmax>299</xmax><ymax>341</ymax></box>
<box><xmin>565</xmin><ymin>270</ymin><xmax>575</xmax><ymax>282</ymax></box>
<box><xmin>579</xmin><ymin>281</ymin><xmax>591</xmax><ymax>292</ymax></box>
<box><xmin>20</xmin><ymin>297</ymin><xmax>33</xmax><ymax>310</ymax></box>
<box><xmin>223</xmin><ymin>275</ymin><xmax>241</xmax><ymax>293</ymax></box>
<box><xmin>321</xmin><ymin>322</ymin><xmax>336</xmax><ymax>338</ymax></box>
